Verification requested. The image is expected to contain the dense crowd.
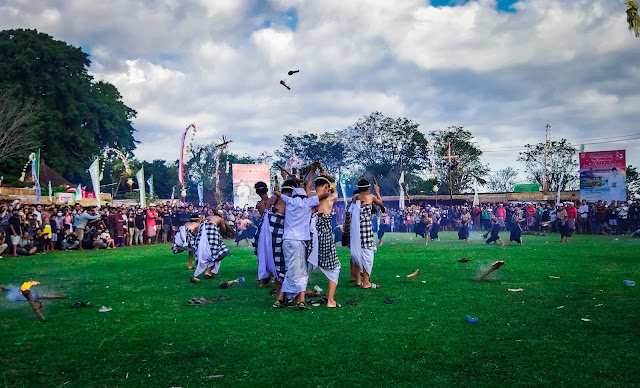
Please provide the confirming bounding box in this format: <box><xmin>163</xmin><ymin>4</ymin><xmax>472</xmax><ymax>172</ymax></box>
<box><xmin>1</xmin><ymin>197</ymin><xmax>638</xmax><ymax>258</ymax></box>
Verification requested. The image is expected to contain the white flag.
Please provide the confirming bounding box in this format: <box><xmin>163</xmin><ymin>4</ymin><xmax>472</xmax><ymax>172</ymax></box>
<box><xmin>146</xmin><ymin>175</ymin><xmax>154</xmax><ymax>198</ymax></box>
<box><xmin>473</xmin><ymin>182</ymin><xmax>479</xmax><ymax>207</ymax></box>
<box><xmin>197</xmin><ymin>178</ymin><xmax>204</xmax><ymax>206</ymax></box>
<box><xmin>556</xmin><ymin>173</ymin><xmax>564</xmax><ymax>206</ymax></box>
<box><xmin>76</xmin><ymin>183</ymin><xmax>82</xmax><ymax>202</ymax></box>
<box><xmin>170</xmin><ymin>187</ymin><xmax>175</xmax><ymax>204</ymax></box>
<box><xmin>339</xmin><ymin>172</ymin><xmax>348</xmax><ymax>207</ymax></box>
<box><xmin>48</xmin><ymin>181</ymin><xmax>53</xmax><ymax>202</ymax></box>
<box><xmin>89</xmin><ymin>158</ymin><xmax>101</xmax><ymax>207</ymax></box>
<box><xmin>136</xmin><ymin>167</ymin><xmax>146</xmax><ymax>208</ymax></box>
<box><xmin>398</xmin><ymin>171</ymin><xmax>405</xmax><ymax>210</ymax></box>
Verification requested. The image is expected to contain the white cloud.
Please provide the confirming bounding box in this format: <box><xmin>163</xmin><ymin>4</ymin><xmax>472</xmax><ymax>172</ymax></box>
<box><xmin>1</xmin><ymin>0</ymin><xmax>639</xmax><ymax>176</ymax></box>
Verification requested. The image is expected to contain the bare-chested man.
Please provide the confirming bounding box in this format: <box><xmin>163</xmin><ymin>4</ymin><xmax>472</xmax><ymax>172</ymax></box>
<box><xmin>349</xmin><ymin>178</ymin><xmax>384</xmax><ymax>289</ymax></box>
<box><xmin>309</xmin><ymin>175</ymin><xmax>341</xmax><ymax>308</ymax></box>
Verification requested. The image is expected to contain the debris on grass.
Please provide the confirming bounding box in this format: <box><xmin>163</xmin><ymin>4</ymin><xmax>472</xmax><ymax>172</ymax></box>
<box><xmin>557</xmin><ymin>306</ymin><xmax>565</xmax><ymax>309</ymax></box>
<box><xmin>206</xmin><ymin>375</ymin><xmax>223</xmax><ymax>379</ymax></box>
<box><xmin>314</xmin><ymin>285</ymin><xmax>323</xmax><ymax>293</ymax></box>
<box><xmin>622</xmin><ymin>280</ymin><xmax>635</xmax><ymax>286</ymax></box>
<box><xmin>421</xmin><ymin>281</ymin><xmax>426</xmax><ymax>284</ymax></box>
<box><xmin>508</xmin><ymin>288</ymin><xmax>523</xmax><ymax>292</ymax></box>
<box><xmin>549</xmin><ymin>276</ymin><xmax>560</xmax><ymax>279</ymax></box>
<box><xmin>581</xmin><ymin>318</ymin><xmax>592</xmax><ymax>322</ymax></box>
<box><xmin>466</xmin><ymin>315</ymin><xmax>479</xmax><ymax>323</ymax></box>
<box><xmin>395</xmin><ymin>275</ymin><xmax>400</xmax><ymax>278</ymax></box>
<box><xmin>219</xmin><ymin>277</ymin><xmax>245</xmax><ymax>289</ymax></box>
<box><xmin>459</xmin><ymin>257</ymin><xmax>471</xmax><ymax>263</ymax></box>
<box><xmin>98</xmin><ymin>306</ymin><xmax>112</xmax><ymax>312</ymax></box>
<box><xmin>186</xmin><ymin>296</ymin><xmax>230</xmax><ymax>306</ymax></box>
<box><xmin>384</xmin><ymin>298</ymin><xmax>394</xmax><ymax>304</ymax></box>
<box><xmin>406</xmin><ymin>269</ymin><xmax>420</xmax><ymax>279</ymax></box>
<box><xmin>346</xmin><ymin>299</ymin><xmax>357</xmax><ymax>306</ymax></box>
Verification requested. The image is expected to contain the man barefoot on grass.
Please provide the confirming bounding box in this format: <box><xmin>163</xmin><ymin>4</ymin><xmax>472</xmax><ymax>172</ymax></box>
<box><xmin>172</xmin><ymin>214</ymin><xmax>201</xmax><ymax>271</ymax></box>
<box><xmin>253</xmin><ymin>181</ymin><xmax>276</xmax><ymax>287</ymax></box>
<box><xmin>274</xmin><ymin>166</ymin><xmax>330</xmax><ymax>310</ymax></box>
<box><xmin>191</xmin><ymin>215</ymin><xmax>234</xmax><ymax>282</ymax></box>
<box><xmin>350</xmin><ymin>178</ymin><xmax>384</xmax><ymax>289</ymax></box>
<box><xmin>268</xmin><ymin>180</ymin><xmax>291</xmax><ymax>308</ymax></box>
<box><xmin>308</xmin><ymin>174</ymin><xmax>341</xmax><ymax>308</ymax></box>
<box><xmin>485</xmin><ymin>214</ymin><xmax>505</xmax><ymax>246</ymax></box>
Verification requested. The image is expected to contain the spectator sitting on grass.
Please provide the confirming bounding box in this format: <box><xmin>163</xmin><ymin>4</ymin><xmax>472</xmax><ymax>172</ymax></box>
<box><xmin>17</xmin><ymin>231</ymin><xmax>37</xmax><ymax>256</ymax></box>
<box><xmin>92</xmin><ymin>227</ymin><xmax>108</xmax><ymax>249</ymax></box>
<box><xmin>61</xmin><ymin>229</ymin><xmax>79</xmax><ymax>250</ymax></box>
<box><xmin>99</xmin><ymin>228</ymin><xmax>116</xmax><ymax>249</ymax></box>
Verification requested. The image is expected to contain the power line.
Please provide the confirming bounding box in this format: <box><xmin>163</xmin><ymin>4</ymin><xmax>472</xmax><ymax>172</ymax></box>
<box><xmin>482</xmin><ymin>134</ymin><xmax>640</xmax><ymax>153</ymax></box>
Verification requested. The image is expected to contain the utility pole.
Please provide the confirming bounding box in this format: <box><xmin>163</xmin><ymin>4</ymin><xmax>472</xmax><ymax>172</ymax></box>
<box><xmin>442</xmin><ymin>140</ymin><xmax>459</xmax><ymax>207</ymax></box>
<box><xmin>543</xmin><ymin>124</ymin><xmax>551</xmax><ymax>192</ymax></box>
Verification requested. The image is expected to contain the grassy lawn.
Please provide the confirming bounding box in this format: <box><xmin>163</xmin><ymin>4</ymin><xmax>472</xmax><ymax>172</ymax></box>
<box><xmin>1</xmin><ymin>231</ymin><xmax>639</xmax><ymax>387</ymax></box>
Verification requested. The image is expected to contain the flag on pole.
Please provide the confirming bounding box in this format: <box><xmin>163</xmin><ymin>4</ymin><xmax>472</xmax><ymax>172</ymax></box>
<box><xmin>89</xmin><ymin>158</ymin><xmax>101</xmax><ymax>207</ymax></box>
<box><xmin>48</xmin><ymin>181</ymin><xmax>52</xmax><ymax>202</ymax></box>
<box><xmin>170</xmin><ymin>187</ymin><xmax>175</xmax><ymax>204</ymax></box>
<box><xmin>146</xmin><ymin>175</ymin><xmax>154</xmax><ymax>198</ymax></box>
<box><xmin>32</xmin><ymin>149</ymin><xmax>41</xmax><ymax>204</ymax></box>
<box><xmin>398</xmin><ymin>171</ymin><xmax>405</xmax><ymax>210</ymax></box>
<box><xmin>339</xmin><ymin>172</ymin><xmax>348</xmax><ymax>207</ymax></box>
<box><xmin>473</xmin><ymin>182</ymin><xmax>479</xmax><ymax>207</ymax></box>
<box><xmin>136</xmin><ymin>167</ymin><xmax>146</xmax><ymax>208</ymax></box>
<box><xmin>75</xmin><ymin>184</ymin><xmax>82</xmax><ymax>202</ymax></box>
<box><xmin>197</xmin><ymin>177</ymin><xmax>204</xmax><ymax>206</ymax></box>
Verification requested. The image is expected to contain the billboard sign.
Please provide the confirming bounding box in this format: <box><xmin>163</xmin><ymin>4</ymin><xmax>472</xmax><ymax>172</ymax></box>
<box><xmin>579</xmin><ymin>150</ymin><xmax>626</xmax><ymax>203</ymax></box>
<box><xmin>232</xmin><ymin>164</ymin><xmax>270</xmax><ymax>209</ymax></box>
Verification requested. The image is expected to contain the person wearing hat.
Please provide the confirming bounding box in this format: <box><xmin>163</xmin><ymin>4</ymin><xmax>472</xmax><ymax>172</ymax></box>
<box><xmin>274</xmin><ymin>165</ymin><xmax>330</xmax><ymax>309</ymax></box>
<box><xmin>349</xmin><ymin>177</ymin><xmax>384</xmax><ymax>289</ymax></box>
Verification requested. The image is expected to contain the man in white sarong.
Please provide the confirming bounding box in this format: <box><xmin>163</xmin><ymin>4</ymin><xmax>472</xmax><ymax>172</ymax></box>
<box><xmin>172</xmin><ymin>214</ymin><xmax>201</xmax><ymax>271</ymax></box>
<box><xmin>192</xmin><ymin>215</ymin><xmax>233</xmax><ymax>282</ymax></box>
<box><xmin>275</xmin><ymin>165</ymin><xmax>330</xmax><ymax>310</ymax></box>
<box><xmin>349</xmin><ymin>178</ymin><xmax>384</xmax><ymax>289</ymax></box>
<box><xmin>307</xmin><ymin>175</ymin><xmax>341</xmax><ymax>308</ymax></box>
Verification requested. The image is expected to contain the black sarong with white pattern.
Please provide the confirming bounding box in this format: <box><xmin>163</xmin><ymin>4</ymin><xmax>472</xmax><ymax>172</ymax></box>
<box><xmin>317</xmin><ymin>214</ymin><xmax>339</xmax><ymax>270</ymax></box>
<box><xmin>252</xmin><ymin>216</ymin><xmax>262</xmax><ymax>257</ymax></box>
<box><xmin>268</xmin><ymin>212</ymin><xmax>286</xmax><ymax>279</ymax></box>
<box><xmin>171</xmin><ymin>227</ymin><xmax>195</xmax><ymax>254</ymax></box>
<box><xmin>194</xmin><ymin>221</ymin><xmax>230</xmax><ymax>262</ymax></box>
<box><xmin>360</xmin><ymin>204</ymin><xmax>375</xmax><ymax>249</ymax></box>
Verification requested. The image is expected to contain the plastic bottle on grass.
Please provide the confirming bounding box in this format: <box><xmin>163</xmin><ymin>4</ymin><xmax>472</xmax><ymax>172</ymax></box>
<box><xmin>622</xmin><ymin>280</ymin><xmax>635</xmax><ymax>286</ymax></box>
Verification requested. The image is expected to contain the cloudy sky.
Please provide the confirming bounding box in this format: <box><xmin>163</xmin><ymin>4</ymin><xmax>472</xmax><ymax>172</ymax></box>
<box><xmin>2</xmin><ymin>0</ymin><xmax>639</xmax><ymax>179</ymax></box>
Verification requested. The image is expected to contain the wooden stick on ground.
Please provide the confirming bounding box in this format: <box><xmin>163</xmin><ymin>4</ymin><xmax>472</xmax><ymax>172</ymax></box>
<box><xmin>477</xmin><ymin>261</ymin><xmax>505</xmax><ymax>282</ymax></box>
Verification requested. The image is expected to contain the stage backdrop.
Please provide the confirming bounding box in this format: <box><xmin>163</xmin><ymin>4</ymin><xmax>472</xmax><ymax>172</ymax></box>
<box><xmin>232</xmin><ymin>164</ymin><xmax>270</xmax><ymax>209</ymax></box>
<box><xmin>579</xmin><ymin>150</ymin><xmax>626</xmax><ymax>203</ymax></box>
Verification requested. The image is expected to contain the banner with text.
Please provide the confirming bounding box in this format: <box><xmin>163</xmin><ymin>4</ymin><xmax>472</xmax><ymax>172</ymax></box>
<box><xmin>579</xmin><ymin>150</ymin><xmax>626</xmax><ymax>203</ymax></box>
<box><xmin>232</xmin><ymin>164</ymin><xmax>270</xmax><ymax>209</ymax></box>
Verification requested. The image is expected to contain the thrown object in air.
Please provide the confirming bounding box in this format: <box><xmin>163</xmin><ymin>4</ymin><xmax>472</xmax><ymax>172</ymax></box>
<box><xmin>279</xmin><ymin>80</ymin><xmax>291</xmax><ymax>90</ymax></box>
<box><xmin>288</xmin><ymin>70</ymin><xmax>300</xmax><ymax>76</ymax></box>
<box><xmin>477</xmin><ymin>261</ymin><xmax>505</xmax><ymax>282</ymax></box>
<box><xmin>406</xmin><ymin>269</ymin><xmax>420</xmax><ymax>279</ymax></box>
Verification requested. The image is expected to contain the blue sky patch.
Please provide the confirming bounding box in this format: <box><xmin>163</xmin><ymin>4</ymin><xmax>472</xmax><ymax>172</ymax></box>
<box><xmin>430</xmin><ymin>0</ymin><xmax>519</xmax><ymax>13</ymax></box>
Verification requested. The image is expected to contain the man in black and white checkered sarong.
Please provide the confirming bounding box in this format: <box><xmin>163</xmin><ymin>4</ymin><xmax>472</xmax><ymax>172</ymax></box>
<box><xmin>171</xmin><ymin>215</ymin><xmax>201</xmax><ymax>270</ymax></box>
<box><xmin>192</xmin><ymin>217</ymin><xmax>230</xmax><ymax>281</ymax></box>
<box><xmin>349</xmin><ymin>177</ymin><xmax>384</xmax><ymax>290</ymax></box>
<box><xmin>308</xmin><ymin>175</ymin><xmax>341</xmax><ymax>308</ymax></box>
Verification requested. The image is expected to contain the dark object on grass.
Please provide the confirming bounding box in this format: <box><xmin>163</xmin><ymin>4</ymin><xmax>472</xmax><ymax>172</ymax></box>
<box><xmin>279</xmin><ymin>80</ymin><xmax>291</xmax><ymax>90</ymax></box>
<box><xmin>459</xmin><ymin>257</ymin><xmax>471</xmax><ymax>263</ymax></box>
<box><xmin>466</xmin><ymin>315</ymin><xmax>479</xmax><ymax>323</ymax></box>
<box><xmin>186</xmin><ymin>296</ymin><xmax>230</xmax><ymax>306</ymax></box>
<box><xmin>71</xmin><ymin>301</ymin><xmax>91</xmax><ymax>308</ymax></box>
<box><xmin>346</xmin><ymin>299</ymin><xmax>357</xmax><ymax>306</ymax></box>
<box><xmin>37</xmin><ymin>294</ymin><xmax>68</xmax><ymax>299</ymax></box>
<box><xmin>204</xmin><ymin>274</ymin><xmax>214</xmax><ymax>279</ymax></box>
<box><xmin>477</xmin><ymin>261</ymin><xmax>505</xmax><ymax>282</ymax></box>
<box><xmin>384</xmin><ymin>298</ymin><xmax>394</xmax><ymax>304</ymax></box>
<box><xmin>219</xmin><ymin>277</ymin><xmax>245</xmax><ymax>289</ymax></box>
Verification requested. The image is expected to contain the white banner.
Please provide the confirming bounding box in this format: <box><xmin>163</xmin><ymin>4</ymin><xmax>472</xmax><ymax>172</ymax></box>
<box><xmin>89</xmin><ymin>158</ymin><xmax>101</xmax><ymax>207</ymax></box>
<box><xmin>136</xmin><ymin>167</ymin><xmax>146</xmax><ymax>208</ymax></box>
<box><xmin>398</xmin><ymin>171</ymin><xmax>405</xmax><ymax>210</ymax></box>
<box><xmin>197</xmin><ymin>179</ymin><xmax>204</xmax><ymax>206</ymax></box>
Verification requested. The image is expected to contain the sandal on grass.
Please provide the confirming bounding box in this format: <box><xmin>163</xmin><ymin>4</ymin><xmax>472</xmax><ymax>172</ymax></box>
<box><xmin>297</xmin><ymin>301</ymin><xmax>311</xmax><ymax>310</ymax></box>
<box><xmin>272</xmin><ymin>299</ymin><xmax>285</xmax><ymax>308</ymax></box>
<box><xmin>204</xmin><ymin>274</ymin><xmax>214</xmax><ymax>279</ymax></box>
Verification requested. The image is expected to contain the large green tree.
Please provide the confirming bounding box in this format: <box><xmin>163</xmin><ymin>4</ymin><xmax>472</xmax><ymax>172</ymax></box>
<box><xmin>0</xmin><ymin>29</ymin><xmax>137</xmax><ymax>182</ymax></box>
<box><xmin>429</xmin><ymin>126</ymin><xmax>489</xmax><ymax>194</ymax></box>
<box><xmin>517</xmin><ymin>139</ymin><xmax>578</xmax><ymax>191</ymax></box>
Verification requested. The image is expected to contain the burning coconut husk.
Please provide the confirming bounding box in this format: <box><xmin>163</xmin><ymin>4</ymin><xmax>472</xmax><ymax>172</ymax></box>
<box><xmin>21</xmin><ymin>281</ymin><xmax>47</xmax><ymax>322</ymax></box>
<box><xmin>477</xmin><ymin>261</ymin><xmax>505</xmax><ymax>282</ymax></box>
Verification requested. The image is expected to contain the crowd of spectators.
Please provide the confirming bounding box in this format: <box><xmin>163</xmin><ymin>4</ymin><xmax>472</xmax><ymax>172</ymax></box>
<box><xmin>1</xmin><ymin>197</ymin><xmax>638</xmax><ymax>258</ymax></box>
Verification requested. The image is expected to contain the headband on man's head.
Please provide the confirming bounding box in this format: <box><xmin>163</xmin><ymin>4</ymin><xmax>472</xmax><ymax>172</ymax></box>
<box><xmin>315</xmin><ymin>176</ymin><xmax>332</xmax><ymax>185</ymax></box>
<box><xmin>282</xmin><ymin>185</ymin><xmax>294</xmax><ymax>190</ymax></box>
<box><xmin>357</xmin><ymin>179</ymin><xmax>370</xmax><ymax>189</ymax></box>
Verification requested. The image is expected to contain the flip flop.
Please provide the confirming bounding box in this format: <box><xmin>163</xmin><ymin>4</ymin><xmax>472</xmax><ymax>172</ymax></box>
<box><xmin>71</xmin><ymin>301</ymin><xmax>91</xmax><ymax>308</ymax></box>
<box><xmin>190</xmin><ymin>276</ymin><xmax>201</xmax><ymax>283</ymax></box>
<box><xmin>346</xmin><ymin>299</ymin><xmax>357</xmax><ymax>306</ymax></box>
<box><xmin>272</xmin><ymin>299</ymin><xmax>285</xmax><ymax>308</ymax></box>
<box><xmin>297</xmin><ymin>301</ymin><xmax>311</xmax><ymax>310</ymax></box>
<box><xmin>204</xmin><ymin>274</ymin><xmax>215</xmax><ymax>279</ymax></box>
<box><xmin>384</xmin><ymin>297</ymin><xmax>394</xmax><ymax>304</ymax></box>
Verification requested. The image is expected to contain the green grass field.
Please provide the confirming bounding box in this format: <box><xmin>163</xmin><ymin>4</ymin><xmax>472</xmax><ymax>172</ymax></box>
<box><xmin>1</xmin><ymin>231</ymin><xmax>639</xmax><ymax>387</ymax></box>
